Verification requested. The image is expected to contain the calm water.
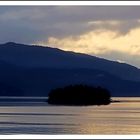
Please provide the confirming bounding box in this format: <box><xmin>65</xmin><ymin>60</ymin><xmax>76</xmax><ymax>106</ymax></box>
<box><xmin>0</xmin><ymin>97</ymin><xmax>139</xmax><ymax>134</ymax></box>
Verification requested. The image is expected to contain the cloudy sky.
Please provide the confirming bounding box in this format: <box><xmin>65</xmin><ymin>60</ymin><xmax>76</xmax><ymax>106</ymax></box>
<box><xmin>1</xmin><ymin>6</ymin><xmax>140</xmax><ymax>68</ymax></box>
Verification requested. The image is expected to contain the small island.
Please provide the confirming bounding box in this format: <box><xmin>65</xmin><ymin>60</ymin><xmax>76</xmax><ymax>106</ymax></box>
<box><xmin>47</xmin><ymin>85</ymin><xmax>111</xmax><ymax>106</ymax></box>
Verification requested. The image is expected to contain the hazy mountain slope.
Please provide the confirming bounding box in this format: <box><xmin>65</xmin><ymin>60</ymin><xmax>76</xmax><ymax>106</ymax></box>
<box><xmin>0</xmin><ymin>42</ymin><xmax>140</xmax><ymax>97</ymax></box>
<box><xmin>0</xmin><ymin>42</ymin><xmax>139</xmax><ymax>82</ymax></box>
<box><xmin>0</xmin><ymin>60</ymin><xmax>139</xmax><ymax>96</ymax></box>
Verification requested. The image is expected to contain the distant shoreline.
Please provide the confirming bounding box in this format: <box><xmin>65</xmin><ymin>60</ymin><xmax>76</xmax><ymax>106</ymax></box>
<box><xmin>0</xmin><ymin>97</ymin><xmax>138</xmax><ymax>107</ymax></box>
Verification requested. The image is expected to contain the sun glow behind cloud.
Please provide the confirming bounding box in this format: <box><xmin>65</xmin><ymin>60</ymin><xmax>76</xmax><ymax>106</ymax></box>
<box><xmin>1</xmin><ymin>6</ymin><xmax>140</xmax><ymax>67</ymax></box>
<box><xmin>38</xmin><ymin>20</ymin><xmax>140</xmax><ymax>58</ymax></box>
<box><xmin>36</xmin><ymin>18</ymin><xmax>140</xmax><ymax>68</ymax></box>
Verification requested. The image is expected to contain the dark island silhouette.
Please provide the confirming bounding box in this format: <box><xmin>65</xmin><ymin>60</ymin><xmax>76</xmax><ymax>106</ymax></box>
<box><xmin>47</xmin><ymin>85</ymin><xmax>111</xmax><ymax>106</ymax></box>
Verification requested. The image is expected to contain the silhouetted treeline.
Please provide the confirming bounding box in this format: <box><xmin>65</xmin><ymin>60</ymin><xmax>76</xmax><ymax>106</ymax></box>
<box><xmin>48</xmin><ymin>85</ymin><xmax>111</xmax><ymax>106</ymax></box>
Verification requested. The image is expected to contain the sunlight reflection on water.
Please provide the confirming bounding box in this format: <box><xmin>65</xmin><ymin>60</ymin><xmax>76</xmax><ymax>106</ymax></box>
<box><xmin>0</xmin><ymin>97</ymin><xmax>139</xmax><ymax>134</ymax></box>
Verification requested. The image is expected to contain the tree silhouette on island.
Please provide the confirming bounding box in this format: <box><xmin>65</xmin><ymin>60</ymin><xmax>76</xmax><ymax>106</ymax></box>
<box><xmin>47</xmin><ymin>85</ymin><xmax>111</xmax><ymax>106</ymax></box>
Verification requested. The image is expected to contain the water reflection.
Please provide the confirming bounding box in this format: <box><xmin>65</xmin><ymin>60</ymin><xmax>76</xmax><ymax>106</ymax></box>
<box><xmin>0</xmin><ymin>97</ymin><xmax>139</xmax><ymax>134</ymax></box>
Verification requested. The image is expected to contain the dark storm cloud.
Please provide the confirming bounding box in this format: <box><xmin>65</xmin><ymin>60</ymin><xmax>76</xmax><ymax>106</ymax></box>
<box><xmin>0</xmin><ymin>6</ymin><xmax>140</xmax><ymax>44</ymax></box>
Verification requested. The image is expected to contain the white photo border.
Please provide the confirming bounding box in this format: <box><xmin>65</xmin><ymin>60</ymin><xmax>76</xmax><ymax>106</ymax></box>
<box><xmin>0</xmin><ymin>1</ymin><xmax>139</xmax><ymax>139</ymax></box>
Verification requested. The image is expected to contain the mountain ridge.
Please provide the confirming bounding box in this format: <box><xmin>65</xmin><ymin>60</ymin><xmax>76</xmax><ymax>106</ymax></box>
<box><xmin>3</xmin><ymin>42</ymin><xmax>138</xmax><ymax>69</ymax></box>
<box><xmin>0</xmin><ymin>42</ymin><xmax>140</xmax><ymax>96</ymax></box>
<box><xmin>0</xmin><ymin>42</ymin><xmax>139</xmax><ymax>81</ymax></box>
